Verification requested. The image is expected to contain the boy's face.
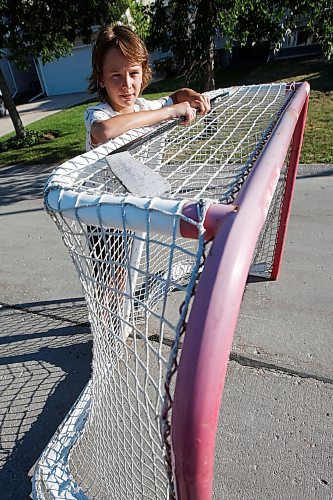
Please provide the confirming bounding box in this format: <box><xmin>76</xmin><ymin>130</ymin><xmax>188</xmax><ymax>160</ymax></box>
<box><xmin>100</xmin><ymin>47</ymin><xmax>143</xmax><ymax>112</ymax></box>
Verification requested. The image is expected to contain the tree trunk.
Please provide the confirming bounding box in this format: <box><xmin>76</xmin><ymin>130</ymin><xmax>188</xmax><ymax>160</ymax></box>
<box><xmin>0</xmin><ymin>66</ymin><xmax>26</xmax><ymax>139</ymax></box>
<box><xmin>199</xmin><ymin>0</ymin><xmax>215</xmax><ymax>92</ymax></box>
<box><xmin>203</xmin><ymin>38</ymin><xmax>215</xmax><ymax>91</ymax></box>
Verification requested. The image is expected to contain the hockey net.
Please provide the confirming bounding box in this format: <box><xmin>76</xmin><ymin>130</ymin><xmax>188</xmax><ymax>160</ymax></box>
<box><xmin>33</xmin><ymin>83</ymin><xmax>309</xmax><ymax>499</ymax></box>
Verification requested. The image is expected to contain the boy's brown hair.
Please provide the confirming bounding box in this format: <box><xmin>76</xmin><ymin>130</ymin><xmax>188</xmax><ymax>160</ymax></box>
<box><xmin>88</xmin><ymin>24</ymin><xmax>152</xmax><ymax>102</ymax></box>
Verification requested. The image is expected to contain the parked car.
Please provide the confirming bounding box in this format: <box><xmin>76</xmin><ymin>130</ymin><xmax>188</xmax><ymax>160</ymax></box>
<box><xmin>0</xmin><ymin>91</ymin><xmax>7</xmax><ymax>117</ymax></box>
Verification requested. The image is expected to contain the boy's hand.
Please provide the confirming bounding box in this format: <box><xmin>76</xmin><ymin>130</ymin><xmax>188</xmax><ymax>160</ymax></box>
<box><xmin>171</xmin><ymin>102</ymin><xmax>196</xmax><ymax>125</ymax></box>
<box><xmin>191</xmin><ymin>93</ymin><xmax>211</xmax><ymax>115</ymax></box>
<box><xmin>171</xmin><ymin>88</ymin><xmax>211</xmax><ymax>115</ymax></box>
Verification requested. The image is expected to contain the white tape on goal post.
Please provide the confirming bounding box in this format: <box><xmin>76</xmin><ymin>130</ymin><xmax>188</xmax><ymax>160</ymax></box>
<box><xmin>34</xmin><ymin>84</ymin><xmax>300</xmax><ymax>499</ymax></box>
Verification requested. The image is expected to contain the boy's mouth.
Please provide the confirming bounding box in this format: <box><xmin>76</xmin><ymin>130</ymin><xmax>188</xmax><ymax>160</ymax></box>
<box><xmin>120</xmin><ymin>94</ymin><xmax>134</xmax><ymax>100</ymax></box>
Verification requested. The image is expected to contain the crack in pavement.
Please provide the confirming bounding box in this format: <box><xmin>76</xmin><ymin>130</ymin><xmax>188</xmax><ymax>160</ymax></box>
<box><xmin>1</xmin><ymin>301</ymin><xmax>332</xmax><ymax>386</ymax></box>
<box><xmin>229</xmin><ymin>352</ymin><xmax>333</xmax><ymax>386</ymax></box>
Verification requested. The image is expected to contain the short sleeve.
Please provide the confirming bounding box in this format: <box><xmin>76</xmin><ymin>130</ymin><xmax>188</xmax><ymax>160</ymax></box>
<box><xmin>84</xmin><ymin>105</ymin><xmax>114</xmax><ymax>132</ymax></box>
<box><xmin>84</xmin><ymin>103</ymin><xmax>116</xmax><ymax>151</ymax></box>
<box><xmin>161</xmin><ymin>96</ymin><xmax>174</xmax><ymax>107</ymax></box>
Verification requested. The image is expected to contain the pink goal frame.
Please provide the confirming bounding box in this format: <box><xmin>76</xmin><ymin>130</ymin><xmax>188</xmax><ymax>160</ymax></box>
<box><xmin>171</xmin><ymin>82</ymin><xmax>310</xmax><ymax>499</ymax></box>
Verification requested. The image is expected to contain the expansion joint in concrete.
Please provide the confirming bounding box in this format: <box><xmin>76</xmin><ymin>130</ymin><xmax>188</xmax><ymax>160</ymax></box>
<box><xmin>1</xmin><ymin>301</ymin><xmax>331</xmax><ymax>387</ymax></box>
<box><xmin>230</xmin><ymin>352</ymin><xmax>333</xmax><ymax>386</ymax></box>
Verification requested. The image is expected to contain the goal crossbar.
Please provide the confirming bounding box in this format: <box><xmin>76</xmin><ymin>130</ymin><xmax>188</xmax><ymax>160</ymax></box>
<box><xmin>46</xmin><ymin>189</ymin><xmax>237</xmax><ymax>240</ymax></box>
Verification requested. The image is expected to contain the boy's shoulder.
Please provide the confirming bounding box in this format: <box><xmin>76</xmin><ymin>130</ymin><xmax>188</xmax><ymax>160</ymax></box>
<box><xmin>135</xmin><ymin>96</ymin><xmax>173</xmax><ymax>111</ymax></box>
<box><xmin>85</xmin><ymin>101</ymin><xmax>115</xmax><ymax>116</ymax></box>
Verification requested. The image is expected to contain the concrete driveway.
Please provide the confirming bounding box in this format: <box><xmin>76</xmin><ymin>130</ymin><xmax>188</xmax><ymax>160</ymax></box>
<box><xmin>0</xmin><ymin>92</ymin><xmax>91</xmax><ymax>137</ymax></box>
<box><xmin>0</xmin><ymin>162</ymin><xmax>332</xmax><ymax>499</ymax></box>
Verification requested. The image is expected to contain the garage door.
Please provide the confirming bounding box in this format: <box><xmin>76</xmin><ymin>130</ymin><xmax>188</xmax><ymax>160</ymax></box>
<box><xmin>39</xmin><ymin>45</ymin><xmax>91</xmax><ymax>96</ymax></box>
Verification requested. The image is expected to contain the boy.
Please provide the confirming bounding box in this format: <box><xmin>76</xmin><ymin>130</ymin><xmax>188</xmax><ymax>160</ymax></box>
<box><xmin>85</xmin><ymin>24</ymin><xmax>210</xmax><ymax>150</ymax></box>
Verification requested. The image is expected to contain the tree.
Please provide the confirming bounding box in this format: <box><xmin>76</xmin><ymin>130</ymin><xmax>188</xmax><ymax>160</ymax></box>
<box><xmin>127</xmin><ymin>0</ymin><xmax>152</xmax><ymax>43</ymax></box>
<box><xmin>149</xmin><ymin>0</ymin><xmax>220</xmax><ymax>91</ymax></box>
<box><xmin>0</xmin><ymin>0</ymin><xmax>130</xmax><ymax>139</ymax></box>
<box><xmin>300</xmin><ymin>1</ymin><xmax>333</xmax><ymax>61</ymax></box>
<box><xmin>149</xmin><ymin>0</ymin><xmax>333</xmax><ymax>91</ymax></box>
<box><xmin>233</xmin><ymin>1</ymin><xmax>333</xmax><ymax>62</ymax></box>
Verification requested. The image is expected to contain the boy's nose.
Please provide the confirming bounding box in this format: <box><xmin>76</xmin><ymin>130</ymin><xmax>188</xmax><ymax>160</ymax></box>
<box><xmin>123</xmin><ymin>73</ymin><xmax>132</xmax><ymax>89</ymax></box>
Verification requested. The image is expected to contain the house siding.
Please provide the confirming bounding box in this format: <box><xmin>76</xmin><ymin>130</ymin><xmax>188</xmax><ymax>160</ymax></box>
<box><xmin>37</xmin><ymin>45</ymin><xmax>92</xmax><ymax>96</ymax></box>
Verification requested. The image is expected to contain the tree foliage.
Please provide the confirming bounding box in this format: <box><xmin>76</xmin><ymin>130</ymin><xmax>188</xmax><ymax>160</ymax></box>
<box><xmin>149</xmin><ymin>0</ymin><xmax>219</xmax><ymax>90</ymax></box>
<box><xmin>303</xmin><ymin>1</ymin><xmax>333</xmax><ymax>61</ymax></box>
<box><xmin>0</xmin><ymin>0</ymin><xmax>130</xmax><ymax>138</ymax></box>
<box><xmin>0</xmin><ymin>1</ymin><xmax>130</xmax><ymax>67</ymax></box>
<box><xmin>127</xmin><ymin>0</ymin><xmax>152</xmax><ymax>43</ymax></box>
<box><xmin>149</xmin><ymin>0</ymin><xmax>333</xmax><ymax>91</ymax></box>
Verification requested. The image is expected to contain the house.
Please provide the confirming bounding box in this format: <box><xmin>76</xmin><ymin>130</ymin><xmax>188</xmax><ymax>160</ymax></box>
<box><xmin>0</xmin><ymin>50</ymin><xmax>41</xmax><ymax>99</ymax></box>
<box><xmin>270</xmin><ymin>27</ymin><xmax>322</xmax><ymax>60</ymax></box>
<box><xmin>36</xmin><ymin>41</ymin><xmax>92</xmax><ymax>96</ymax></box>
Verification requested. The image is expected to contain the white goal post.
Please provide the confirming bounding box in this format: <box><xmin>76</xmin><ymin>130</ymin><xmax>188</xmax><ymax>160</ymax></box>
<box><xmin>33</xmin><ymin>82</ymin><xmax>310</xmax><ymax>499</ymax></box>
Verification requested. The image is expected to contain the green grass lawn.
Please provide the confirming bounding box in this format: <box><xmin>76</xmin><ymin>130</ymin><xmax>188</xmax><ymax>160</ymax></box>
<box><xmin>214</xmin><ymin>56</ymin><xmax>333</xmax><ymax>164</ymax></box>
<box><xmin>0</xmin><ymin>56</ymin><xmax>332</xmax><ymax>167</ymax></box>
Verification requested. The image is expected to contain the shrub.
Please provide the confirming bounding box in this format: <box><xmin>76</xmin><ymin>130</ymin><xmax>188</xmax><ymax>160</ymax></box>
<box><xmin>153</xmin><ymin>56</ymin><xmax>179</xmax><ymax>78</ymax></box>
<box><xmin>0</xmin><ymin>130</ymin><xmax>59</xmax><ymax>152</ymax></box>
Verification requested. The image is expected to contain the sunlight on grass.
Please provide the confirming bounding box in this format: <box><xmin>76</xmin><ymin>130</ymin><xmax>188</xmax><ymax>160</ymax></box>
<box><xmin>302</xmin><ymin>90</ymin><xmax>333</xmax><ymax>163</ymax></box>
<box><xmin>0</xmin><ymin>104</ymin><xmax>89</xmax><ymax>167</ymax></box>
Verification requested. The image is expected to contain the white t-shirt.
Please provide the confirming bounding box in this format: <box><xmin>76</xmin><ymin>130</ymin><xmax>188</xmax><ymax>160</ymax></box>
<box><xmin>84</xmin><ymin>96</ymin><xmax>173</xmax><ymax>151</ymax></box>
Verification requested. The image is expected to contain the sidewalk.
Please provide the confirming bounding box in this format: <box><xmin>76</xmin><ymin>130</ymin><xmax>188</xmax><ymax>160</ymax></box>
<box><xmin>0</xmin><ymin>162</ymin><xmax>332</xmax><ymax>498</ymax></box>
<box><xmin>0</xmin><ymin>91</ymin><xmax>91</xmax><ymax>137</ymax></box>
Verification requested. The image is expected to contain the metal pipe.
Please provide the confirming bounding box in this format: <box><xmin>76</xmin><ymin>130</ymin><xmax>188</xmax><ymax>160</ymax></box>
<box><xmin>171</xmin><ymin>82</ymin><xmax>310</xmax><ymax>500</ymax></box>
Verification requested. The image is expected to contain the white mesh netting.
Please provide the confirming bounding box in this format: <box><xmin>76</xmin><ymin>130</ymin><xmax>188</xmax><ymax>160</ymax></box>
<box><xmin>33</xmin><ymin>84</ymin><xmax>295</xmax><ymax>499</ymax></box>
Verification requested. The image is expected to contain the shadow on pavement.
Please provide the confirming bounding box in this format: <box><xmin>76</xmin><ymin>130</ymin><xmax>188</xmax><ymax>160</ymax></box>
<box><xmin>0</xmin><ymin>297</ymin><xmax>92</xmax><ymax>499</ymax></box>
<box><xmin>0</xmin><ymin>164</ymin><xmax>55</xmax><ymax>206</ymax></box>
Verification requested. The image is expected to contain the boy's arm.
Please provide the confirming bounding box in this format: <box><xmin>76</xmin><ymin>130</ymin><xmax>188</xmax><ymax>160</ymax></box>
<box><xmin>91</xmin><ymin>101</ymin><xmax>195</xmax><ymax>143</ymax></box>
<box><xmin>169</xmin><ymin>88</ymin><xmax>211</xmax><ymax>115</ymax></box>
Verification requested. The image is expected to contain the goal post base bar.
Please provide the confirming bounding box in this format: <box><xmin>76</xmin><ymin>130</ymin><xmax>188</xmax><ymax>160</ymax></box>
<box><xmin>171</xmin><ymin>82</ymin><xmax>310</xmax><ymax>499</ymax></box>
<box><xmin>32</xmin><ymin>381</ymin><xmax>91</xmax><ymax>499</ymax></box>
